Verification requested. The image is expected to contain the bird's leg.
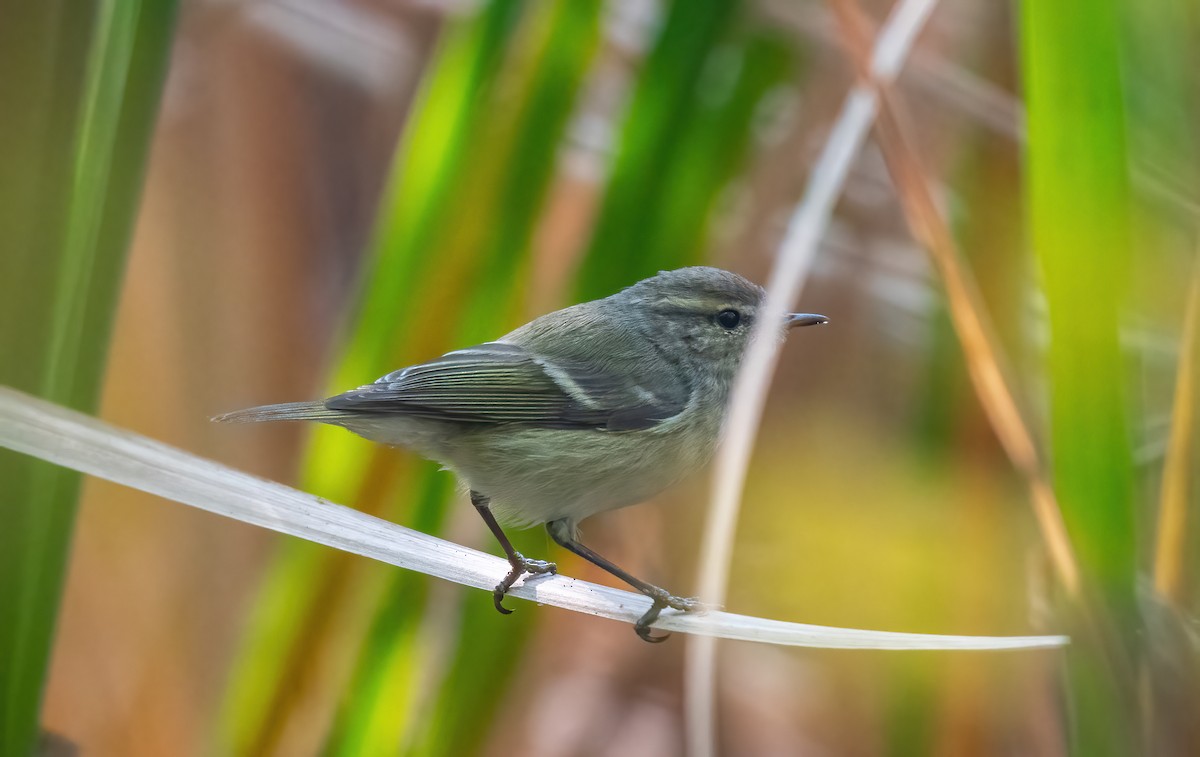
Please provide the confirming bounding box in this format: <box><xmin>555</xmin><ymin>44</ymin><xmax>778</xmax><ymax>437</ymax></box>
<box><xmin>470</xmin><ymin>490</ymin><xmax>556</xmax><ymax>614</ymax></box>
<box><xmin>547</xmin><ymin>519</ymin><xmax>701</xmax><ymax>642</ymax></box>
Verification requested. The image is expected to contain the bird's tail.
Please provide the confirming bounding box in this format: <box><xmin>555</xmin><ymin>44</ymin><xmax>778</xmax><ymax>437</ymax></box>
<box><xmin>212</xmin><ymin>400</ymin><xmax>347</xmax><ymax>424</ymax></box>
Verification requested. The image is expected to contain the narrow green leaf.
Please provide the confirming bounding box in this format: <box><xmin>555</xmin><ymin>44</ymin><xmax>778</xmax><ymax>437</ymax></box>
<box><xmin>1021</xmin><ymin>0</ymin><xmax>1139</xmax><ymax>752</ymax></box>
<box><xmin>0</xmin><ymin>0</ymin><xmax>179</xmax><ymax>753</ymax></box>
<box><xmin>575</xmin><ymin>0</ymin><xmax>739</xmax><ymax>299</ymax></box>
<box><xmin>1022</xmin><ymin>0</ymin><xmax>1136</xmax><ymax>609</ymax></box>
<box><xmin>646</xmin><ymin>31</ymin><xmax>792</xmax><ymax>265</ymax></box>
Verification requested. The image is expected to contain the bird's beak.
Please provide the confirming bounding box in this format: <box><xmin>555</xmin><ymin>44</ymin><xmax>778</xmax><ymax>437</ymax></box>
<box><xmin>787</xmin><ymin>313</ymin><xmax>828</xmax><ymax>328</ymax></box>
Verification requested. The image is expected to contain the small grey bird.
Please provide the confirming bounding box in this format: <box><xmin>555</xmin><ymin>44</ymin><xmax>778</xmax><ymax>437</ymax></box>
<box><xmin>216</xmin><ymin>267</ymin><xmax>826</xmax><ymax>641</ymax></box>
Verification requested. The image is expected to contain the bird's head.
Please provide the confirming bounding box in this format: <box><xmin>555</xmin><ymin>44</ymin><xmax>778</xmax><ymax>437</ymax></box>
<box><xmin>619</xmin><ymin>266</ymin><xmax>826</xmax><ymax>380</ymax></box>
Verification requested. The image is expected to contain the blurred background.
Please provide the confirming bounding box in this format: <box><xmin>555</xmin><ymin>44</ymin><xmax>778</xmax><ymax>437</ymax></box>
<box><xmin>2</xmin><ymin>0</ymin><xmax>1197</xmax><ymax>754</ymax></box>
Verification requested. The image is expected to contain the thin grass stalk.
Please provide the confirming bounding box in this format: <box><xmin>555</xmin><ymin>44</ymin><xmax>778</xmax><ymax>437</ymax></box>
<box><xmin>827</xmin><ymin>0</ymin><xmax>1078</xmax><ymax>593</ymax></box>
<box><xmin>683</xmin><ymin>1</ymin><xmax>939</xmax><ymax>755</ymax></box>
<box><xmin>1153</xmin><ymin>255</ymin><xmax>1200</xmax><ymax>604</ymax></box>
<box><xmin>760</xmin><ymin>0</ymin><xmax>1023</xmax><ymax>142</ymax></box>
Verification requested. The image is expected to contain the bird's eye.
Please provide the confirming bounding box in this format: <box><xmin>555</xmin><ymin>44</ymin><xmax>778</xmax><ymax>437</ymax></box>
<box><xmin>716</xmin><ymin>309</ymin><xmax>741</xmax><ymax>329</ymax></box>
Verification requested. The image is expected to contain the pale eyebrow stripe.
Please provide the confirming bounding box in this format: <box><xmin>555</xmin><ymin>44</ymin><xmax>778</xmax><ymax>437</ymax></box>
<box><xmin>653</xmin><ymin>297</ymin><xmax>750</xmax><ymax>314</ymax></box>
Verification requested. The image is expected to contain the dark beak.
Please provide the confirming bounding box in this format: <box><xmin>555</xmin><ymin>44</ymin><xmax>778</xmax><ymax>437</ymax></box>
<box><xmin>787</xmin><ymin>313</ymin><xmax>829</xmax><ymax>328</ymax></box>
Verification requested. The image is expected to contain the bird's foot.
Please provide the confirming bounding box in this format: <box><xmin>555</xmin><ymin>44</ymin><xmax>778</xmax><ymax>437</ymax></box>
<box><xmin>493</xmin><ymin>552</ymin><xmax>557</xmax><ymax>615</ymax></box>
<box><xmin>634</xmin><ymin>586</ymin><xmax>704</xmax><ymax>643</ymax></box>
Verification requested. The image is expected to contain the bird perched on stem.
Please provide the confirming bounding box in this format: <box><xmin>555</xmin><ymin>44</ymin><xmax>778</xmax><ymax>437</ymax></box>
<box><xmin>215</xmin><ymin>266</ymin><xmax>826</xmax><ymax>641</ymax></box>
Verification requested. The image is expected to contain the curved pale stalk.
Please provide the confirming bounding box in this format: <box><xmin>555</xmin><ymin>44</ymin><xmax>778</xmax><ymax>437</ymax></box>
<box><xmin>0</xmin><ymin>387</ymin><xmax>1067</xmax><ymax>652</ymax></box>
<box><xmin>685</xmin><ymin>1</ymin><xmax>940</xmax><ymax>755</ymax></box>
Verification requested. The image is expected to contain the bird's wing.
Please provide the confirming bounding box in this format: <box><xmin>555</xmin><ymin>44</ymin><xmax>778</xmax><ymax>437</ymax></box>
<box><xmin>324</xmin><ymin>342</ymin><xmax>686</xmax><ymax>431</ymax></box>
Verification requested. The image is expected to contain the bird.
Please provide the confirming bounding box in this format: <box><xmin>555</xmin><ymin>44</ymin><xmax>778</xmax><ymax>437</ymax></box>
<box><xmin>215</xmin><ymin>266</ymin><xmax>826</xmax><ymax>641</ymax></box>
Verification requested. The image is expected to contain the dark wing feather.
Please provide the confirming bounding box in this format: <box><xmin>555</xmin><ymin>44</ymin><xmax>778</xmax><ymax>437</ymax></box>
<box><xmin>324</xmin><ymin>342</ymin><xmax>685</xmax><ymax>431</ymax></box>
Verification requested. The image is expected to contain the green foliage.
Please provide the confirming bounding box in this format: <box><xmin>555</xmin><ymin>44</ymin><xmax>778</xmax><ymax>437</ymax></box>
<box><xmin>571</xmin><ymin>4</ymin><xmax>796</xmax><ymax>301</ymax></box>
<box><xmin>0</xmin><ymin>1</ymin><xmax>179</xmax><ymax>753</ymax></box>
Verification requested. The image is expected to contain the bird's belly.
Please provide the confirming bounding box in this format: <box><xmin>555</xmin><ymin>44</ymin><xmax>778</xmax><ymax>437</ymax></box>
<box><xmin>445</xmin><ymin>422</ymin><xmax>717</xmax><ymax>528</ymax></box>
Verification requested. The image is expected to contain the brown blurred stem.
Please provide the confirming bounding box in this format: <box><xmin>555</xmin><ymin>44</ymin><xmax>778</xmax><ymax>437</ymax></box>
<box><xmin>826</xmin><ymin>0</ymin><xmax>1080</xmax><ymax>595</ymax></box>
<box><xmin>1152</xmin><ymin>253</ymin><xmax>1200</xmax><ymax>605</ymax></box>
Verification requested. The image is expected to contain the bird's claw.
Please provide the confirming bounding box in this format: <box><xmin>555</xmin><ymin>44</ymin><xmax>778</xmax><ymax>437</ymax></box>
<box><xmin>634</xmin><ymin>587</ymin><xmax>704</xmax><ymax>642</ymax></box>
<box><xmin>492</xmin><ymin>552</ymin><xmax>557</xmax><ymax>615</ymax></box>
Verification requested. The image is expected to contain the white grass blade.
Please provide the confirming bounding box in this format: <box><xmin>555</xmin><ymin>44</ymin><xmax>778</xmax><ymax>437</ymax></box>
<box><xmin>0</xmin><ymin>385</ymin><xmax>1066</xmax><ymax>650</ymax></box>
